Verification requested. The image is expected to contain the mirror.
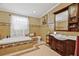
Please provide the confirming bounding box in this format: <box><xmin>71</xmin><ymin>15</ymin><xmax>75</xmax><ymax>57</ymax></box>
<box><xmin>54</xmin><ymin>10</ymin><xmax>68</xmax><ymax>31</ymax></box>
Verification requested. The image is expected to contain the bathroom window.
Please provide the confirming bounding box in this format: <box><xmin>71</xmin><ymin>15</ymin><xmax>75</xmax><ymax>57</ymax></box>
<box><xmin>11</xmin><ymin>15</ymin><xmax>29</xmax><ymax>37</ymax></box>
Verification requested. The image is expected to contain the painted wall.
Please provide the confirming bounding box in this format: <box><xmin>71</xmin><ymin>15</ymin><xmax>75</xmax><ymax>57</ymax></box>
<box><xmin>0</xmin><ymin>11</ymin><xmax>10</xmax><ymax>38</ymax></box>
<box><xmin>28</xmin><ymin>17</ymin><xmax>41</xmax><ymax>36</ymax></box>
<box><xmin>40</xmin><ymin>24</ymin><xmax>50</xmax><ymax>41</ymax></box>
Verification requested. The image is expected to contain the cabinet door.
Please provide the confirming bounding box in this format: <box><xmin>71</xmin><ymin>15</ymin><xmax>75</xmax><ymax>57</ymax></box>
<box><xmin>66</xmin><ymin>41</ymin><xmax>71</xmax><ymax>55</ymax></box>
<box><xmin>56</xmin><ymin>41</ymin><xmax>66</xmax><ymax>55</ymax></box>
<box><xmin>66</xmin><ymin>40</ymin><xmax>76</xmax><ymax>55</ymax></box>
<box><xmin>49</xmin><ymin>36</ymin><xmax>52</xmax><ymax>47</ymax></box>
<box><xmin>51</xmin><ymin>39</ymin><xmax>56</xmax><ymax>50</ymax></box>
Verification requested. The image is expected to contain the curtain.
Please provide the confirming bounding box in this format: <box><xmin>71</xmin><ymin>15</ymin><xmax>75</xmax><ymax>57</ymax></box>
<box><xmin>11</xmin><ymin>15</ymin><xmax>29</xmax><ymax>37</ymax></box>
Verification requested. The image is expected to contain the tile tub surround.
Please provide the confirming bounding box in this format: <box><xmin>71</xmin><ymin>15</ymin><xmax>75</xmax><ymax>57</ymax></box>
<box><xmin>0</xmin><ymin>41</ymin><xmax>35</xmax><ymax>56</ymax></box>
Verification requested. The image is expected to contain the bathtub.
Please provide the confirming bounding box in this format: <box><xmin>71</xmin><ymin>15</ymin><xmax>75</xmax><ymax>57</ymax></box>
<box><xmin>0</xmin><ymin>36</ymin><xmax>32</xmax><ymax>45</ymax></box>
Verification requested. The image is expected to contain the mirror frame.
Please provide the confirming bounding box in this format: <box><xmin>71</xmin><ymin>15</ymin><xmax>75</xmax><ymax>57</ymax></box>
<box><xmin>54</xmin><ymin>7</ymin><xmax>69</xmax><ymax>31</ymax></box>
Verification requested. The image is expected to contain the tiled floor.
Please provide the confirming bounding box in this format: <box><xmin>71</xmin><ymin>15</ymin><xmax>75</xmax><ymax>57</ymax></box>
<box><xmin>5</xmin><ymin>42</ymin><xmax>60</xmax><ymax>56</ymax></box>
<box><xmin>20</xmin><ymin>45</ymin><xmax>60</xmax><ymax>56</ymax></box>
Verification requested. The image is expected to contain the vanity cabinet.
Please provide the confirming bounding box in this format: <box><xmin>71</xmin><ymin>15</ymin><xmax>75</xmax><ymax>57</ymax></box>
<box><xmin>49</xmin><ymin>35</ymin><xmax>76</xmax><ymax>56</ymax></box>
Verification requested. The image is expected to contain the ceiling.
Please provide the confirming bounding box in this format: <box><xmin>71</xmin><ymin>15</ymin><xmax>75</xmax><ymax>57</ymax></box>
<box><xmin>0</xmin><ymin>3</ymin><xmax>59</xmax><ymax>18</ymax></box>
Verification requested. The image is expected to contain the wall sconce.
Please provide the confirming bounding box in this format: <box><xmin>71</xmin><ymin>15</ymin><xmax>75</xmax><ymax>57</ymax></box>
<box><xmin>42</xmin><ymin>18</ymin><xmax>47</xmax><ymax>25</ymax></box>
<box><xmin>42</xmin><ymin>15</ymin><xmax>48</xmax><ymax>25</ymax></box>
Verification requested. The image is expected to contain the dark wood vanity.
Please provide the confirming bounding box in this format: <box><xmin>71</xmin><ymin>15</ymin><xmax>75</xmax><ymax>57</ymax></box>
<box><xmin>48</xmin><ymin>35</ymin><xmax>76</xmax><ymax>56</ymax></box>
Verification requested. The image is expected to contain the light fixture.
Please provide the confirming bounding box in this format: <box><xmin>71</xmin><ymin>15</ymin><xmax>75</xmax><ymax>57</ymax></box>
<box><xmin>33</xmin><ymin>10</ymin><xmax>36</xmax><ymax>14</ymax></box>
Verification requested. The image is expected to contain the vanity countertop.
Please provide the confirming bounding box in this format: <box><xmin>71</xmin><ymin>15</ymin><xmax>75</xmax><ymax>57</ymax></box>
<box><xmin>49</xmin><ymin>34</ymin><xmax>76</xmax><ymax>40</ymax></box>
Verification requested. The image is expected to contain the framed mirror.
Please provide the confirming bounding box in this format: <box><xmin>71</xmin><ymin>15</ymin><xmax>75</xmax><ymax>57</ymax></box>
<box><xmin>54</xmin><ymin>9</ymin><xmax>68</xmax><ymax>31</ymax></box>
